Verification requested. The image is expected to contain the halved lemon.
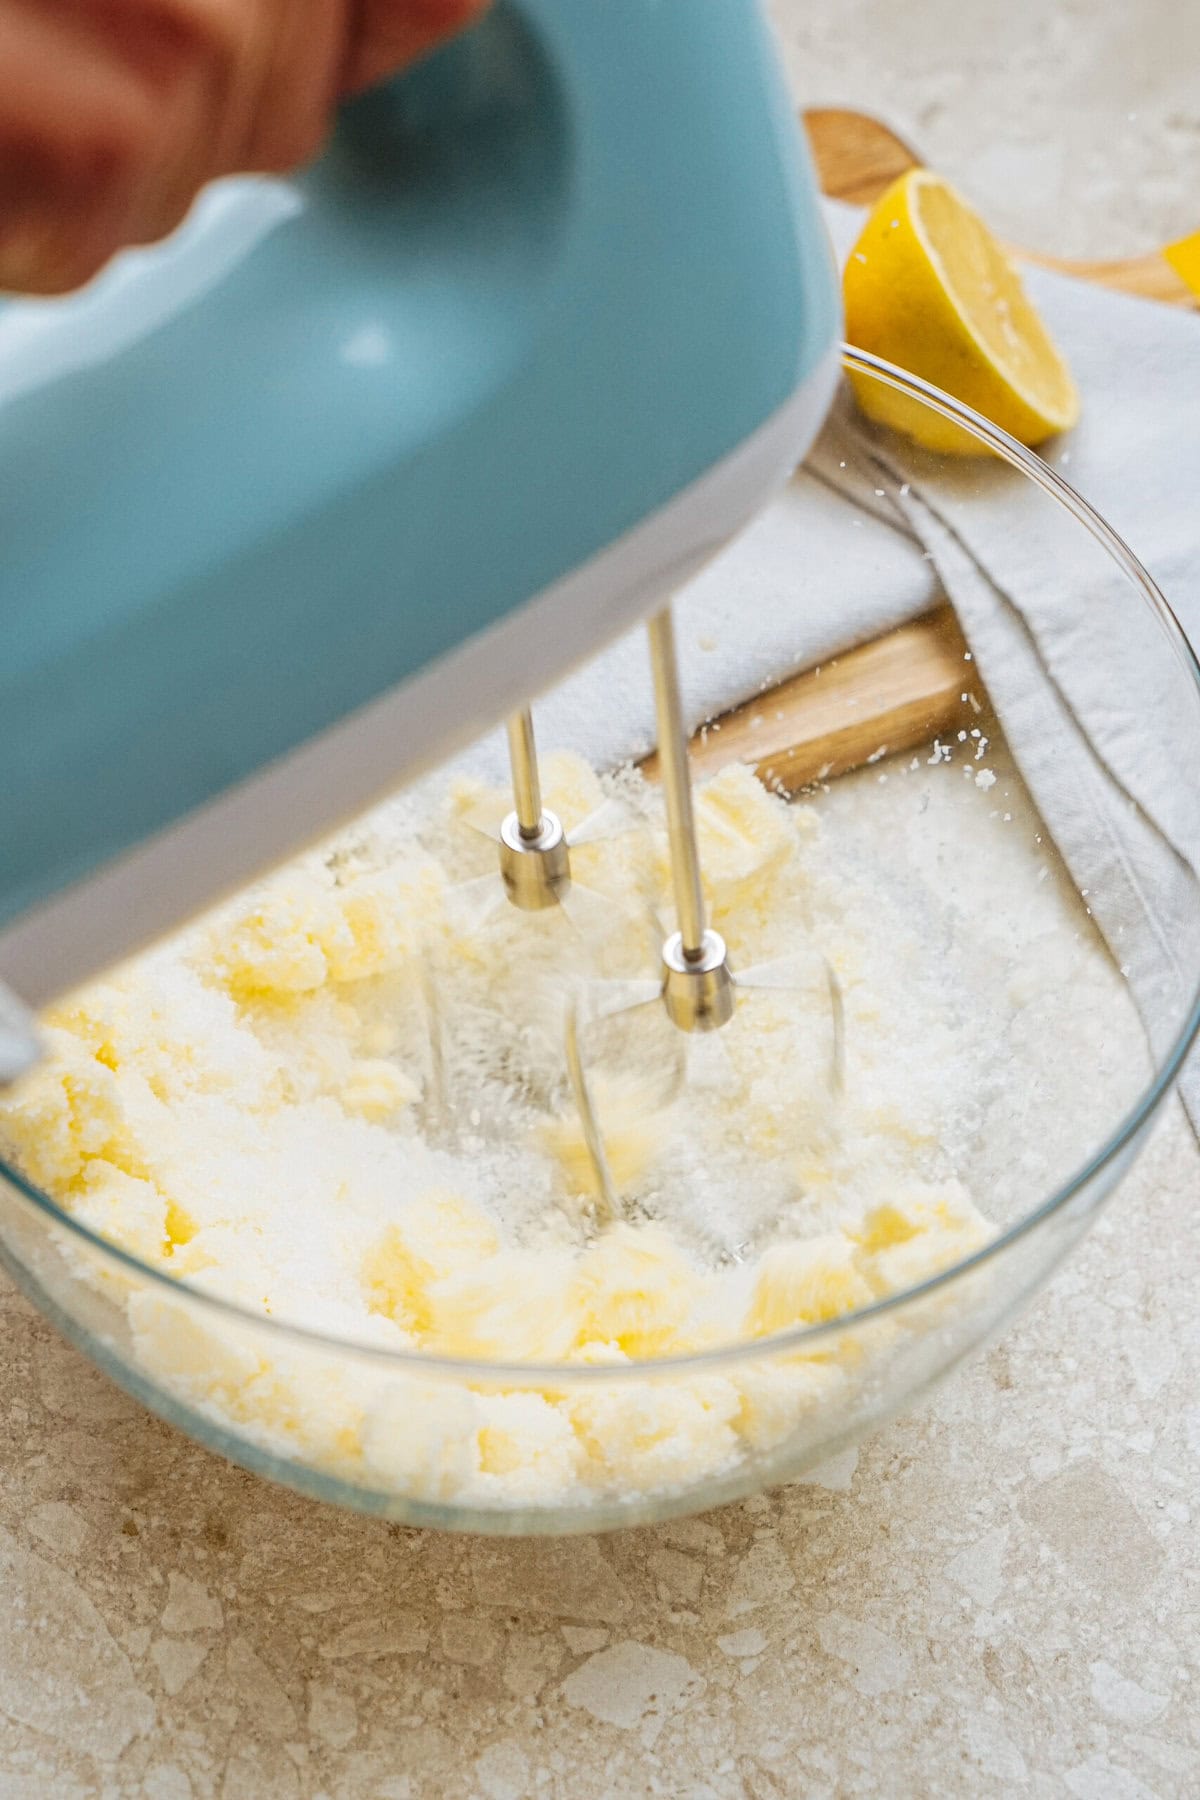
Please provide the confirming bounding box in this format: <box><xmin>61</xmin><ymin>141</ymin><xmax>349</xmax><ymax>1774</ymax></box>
<box><xmin>843</xmin><ymin>169</ymin><xmax>1080</xmax><ymax>455</ymax></box>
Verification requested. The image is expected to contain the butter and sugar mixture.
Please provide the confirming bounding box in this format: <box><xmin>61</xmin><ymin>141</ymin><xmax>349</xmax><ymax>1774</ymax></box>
<box><xmin>0</xmin><ymin>755</ymin><xmax>993</xmax><ymax>1506</ymax></box>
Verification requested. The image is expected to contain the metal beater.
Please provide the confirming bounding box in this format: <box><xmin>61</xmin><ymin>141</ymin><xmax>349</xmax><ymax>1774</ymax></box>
<box><xmin>486</xmin><ymin>603</ymin><xmax>843</xmax><ymax>1216</ymax></box>
<box><xmin>495</xmin><ymin>607</ymin><xmax>732</xmax><ymax>1025</ymax></box>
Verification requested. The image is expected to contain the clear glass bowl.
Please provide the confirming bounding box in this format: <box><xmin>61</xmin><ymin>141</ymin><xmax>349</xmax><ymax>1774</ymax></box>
<box><xmin>1</xmin><ymin>350</ymin><xmax>1198</xmax><ymax>1536</ymax></box>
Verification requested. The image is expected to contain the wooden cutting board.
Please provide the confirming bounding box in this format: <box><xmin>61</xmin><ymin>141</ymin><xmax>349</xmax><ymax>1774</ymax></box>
<box><xmin>650</xmin><ymin>110</ymin><xmax>1193</xmax><ymax>794</ymax></box>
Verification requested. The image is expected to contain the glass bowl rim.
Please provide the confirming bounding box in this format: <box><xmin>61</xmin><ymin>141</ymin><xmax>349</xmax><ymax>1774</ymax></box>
<box><xmin>3</xmin><ymin>345</ymin><xmax>1198</xmax><ymax>1385</ymax></box>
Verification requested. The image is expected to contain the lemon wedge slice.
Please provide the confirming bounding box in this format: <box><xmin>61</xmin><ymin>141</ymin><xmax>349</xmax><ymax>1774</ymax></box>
<box><xmin>843</xmin><ymin>169</ymin><xmax>1080</xmax><ymax>455</ymax></box>
<box><xmin>1164</xmin><ymin>230</ymin><xmax>1200</xmax><ymax>301</ymax></box>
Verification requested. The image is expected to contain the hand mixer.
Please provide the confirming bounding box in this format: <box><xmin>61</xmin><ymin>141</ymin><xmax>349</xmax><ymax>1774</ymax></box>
<box><xmin>0</xmin><ymin>0</ymin><xmax>841</xmax><ymax>1115</ymax></box>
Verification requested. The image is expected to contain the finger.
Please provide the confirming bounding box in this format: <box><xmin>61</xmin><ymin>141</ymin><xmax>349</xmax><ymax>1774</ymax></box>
<box><xmin>144</xmin><ymin>0</ymin><xmax>345</xmax><ymax>182</ymax></box>
<box><xmin>0</xmin><ymin>2</ymin><xmax>197</xmax><ymax>291</ymax></box>
<box><xmin>0</xmin><ymin>0</ymin><xmax>485</xmax><ymax>295</ymax></box>
<box><xmin>89</xmin><ymin>0</ymin><xmax>235</xmax><ymax>246</ymax></box>
<box><xmin>340</xmin><ymin>0</ymin><xmax>489</xmax><ymax>95</ymax></box>
<box><xmin>236</xmin><ymin>0</ymin><xmax>347</xmax><ymax>175</ymax></box>
<box><xmin>128</xmin><ymin>0</ymin><xmax>343</xmax><ymax>185</ymax></box>
<box><xmin>0</xmin><ymin>0</ymin><xmax>344</xmax><ymax>291</ymax></box>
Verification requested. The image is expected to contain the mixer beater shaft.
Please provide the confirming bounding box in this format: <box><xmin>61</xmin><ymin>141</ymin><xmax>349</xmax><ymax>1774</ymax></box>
<box><xmin>492</xmin><ymin>607</ymin><xmax>737</xmax><ymax>1037</ymax></box>
<box><xmin>646</xmin><ymin>608</ymin><xmax>735</xmax><ymax>1032</ymax></box>
<box><xmin>506</xmin><ymin>710</ymin><xmax>546</xmax><ymax>839</ymax></box>
<box><xmin>498</xmin><ymin>708</ymin><xmax>571</xmax><ymax>911</ymax></box>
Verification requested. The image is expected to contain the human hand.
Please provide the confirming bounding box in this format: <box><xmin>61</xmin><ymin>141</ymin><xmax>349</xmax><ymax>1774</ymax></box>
<box><xmin>0</xmin><ymin>0</ymin><xmax>487</xmax><ymax>294</ymax></box>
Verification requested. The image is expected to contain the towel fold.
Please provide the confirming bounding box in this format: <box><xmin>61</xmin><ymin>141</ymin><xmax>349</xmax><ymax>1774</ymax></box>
<box><xmin>815</xmin><ymin>202</ymin><xmax>1200</xmax><ymax>1134</ymax></box>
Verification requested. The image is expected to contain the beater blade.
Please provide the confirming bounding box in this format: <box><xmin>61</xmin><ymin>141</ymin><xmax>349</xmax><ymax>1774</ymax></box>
<box><xmin>728</xmin><ymin>951</ymin><xmax>845</xmax><ymax>1094</ymax></box>
<box><xmin>554</xmin><ymin>602</ymin><xmax>845</xmax><ymax>1214</ymax></box>
<box><xmin>563</xmin><ymin>996</ymin><xmax>621</xmax><ymax>1225</ymax></box>
<box><xmin>451</xmin><ymin>706</ymin><xmax>647</xmax><ymax>946</ymax></box>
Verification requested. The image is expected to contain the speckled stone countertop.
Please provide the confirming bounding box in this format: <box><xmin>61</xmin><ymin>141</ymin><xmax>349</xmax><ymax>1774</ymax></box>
<box><xmin>3</xmin><ymin>1105</ymin><xmax>1197</xmax><ymax>1798</ymax></box>
<box><xmin>3</xmin><ymin>6</ymin><xmax>1198</xmax><ymax>1796</ymax></box>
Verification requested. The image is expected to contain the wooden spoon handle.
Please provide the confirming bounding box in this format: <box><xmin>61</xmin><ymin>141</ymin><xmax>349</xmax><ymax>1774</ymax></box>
<box><xmin>641</xmin><ymin>607</ymin><xmax>978</xmax><ymax>795</ymax></box>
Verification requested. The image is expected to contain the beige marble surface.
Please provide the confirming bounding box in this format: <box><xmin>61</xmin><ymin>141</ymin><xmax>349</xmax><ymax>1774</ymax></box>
<box><xmin>3</xmin><ymin>5</ymin><xmax>1199</xmax><ymax>1796</ymax></box>
<box><xmin>1</xmin><ymin>1101</ymin><xmax>1196</xmax><ymax>1798</ymax></box>
<box><xmin>769</xmin><ymin>0</ymin><xmax>1200</xmax><ymax>258</ymax></box>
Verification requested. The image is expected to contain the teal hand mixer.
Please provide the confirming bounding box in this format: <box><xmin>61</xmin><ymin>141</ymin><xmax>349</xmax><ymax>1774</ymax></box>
<box><xmin>0</xmin><ymin>0</ymin><xmax>840</xmax><ymax>1081</ymax></box>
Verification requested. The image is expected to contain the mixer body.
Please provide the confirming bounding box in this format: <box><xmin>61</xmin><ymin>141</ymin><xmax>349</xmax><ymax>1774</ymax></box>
<box><xmin>0</xmin><ymin>0</ymin><xmax>839</xmax><ymax>1039</ymax></box>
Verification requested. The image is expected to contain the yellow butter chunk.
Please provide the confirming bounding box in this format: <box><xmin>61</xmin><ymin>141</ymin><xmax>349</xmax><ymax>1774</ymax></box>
<box><xmin>320</xmin><ymin>864</ymin><xmax>442</xmax><ymax>983</ymax></box>
<box><xmin>55</xmin><ymin>962</ymin><xmax>275</xmax><ymax>1105</ymax></box>
<box><xmin>571</xmin><ymin>1224</ymin><xmax>708</xmax><ymax>1358</ymax></box>
<box><xmin>476</xmin><ymin>1392</ymin><xmax>583</xmax><ymax>1502</ymax></box>
<box><xmin>212</xmin><ymin>859</ymin><xmax>438</xmax><ymax>997</ymax></box>
<box><xmin>423</xmin><ymin>1249</ymin><xmax>579</xmax><ymax>1362</ymax></box>
<box><xmin>164</xmin><ymin>1199</ymin><xmax>199</xmax><ymax>1250</ymax></box>
<box><xmin>449</xmin><ymin>753</ymin><xmax>606</xmax><ymax>844</ymax></box>
<box><xmin>72</xmin><ymin>1161</ymin><xmax>169</xmax><ymax>1264</ymax></box>
<box><xmin>128</xmin><ymin>1291</ymin><xmax>268</xmax><ymax>1408</ymax></box>
<box><xmin>691</xmin><ymin>765</ymin><xmax>798</xmax><ymax>903</ymax></box>
<box><xmin>852</xmin><ymin>1185</ymin><xmax>992</xmax><ymax>1295</ymax></box>
<box><xmin>734</xmin><ymin>1358</ymin><xmax>849</xmax><ymax>1452</ymax></box>
<box><xmin>568</xmin><ymin>1377</ymin><xmax>742</xmax><ymax>1490</ymax></box>
<box><xmin>362</xmin><ymin>1190</ymin><xmax>501</xmax><ymax>1332</ymax></box>
<box><xmin>744</xmin><ymin>1235</ymin><xmax>875</xmax><ymax>1337</ymax></box>
<box><xmin>338</xmin><ymin>1059</ymin><xmax>419</xmax><ymax>1121</ymax></box>
<box><xmin>361</xmin><ymin>1379</ymin><xmax>483</xmax><ymax>1502</ymax></box>
<box><xmin>211</xmin><ymin>869</ymin><xmax>335</xmax><ymax>995</ymax></box>
<box><xmin>539</xmin><ymin>751</ymin><xmax>607</xmax><ymax>830</ymax></box>
<box><xmin>0</xmin><ymin>1028</ymin><xmax>129</xmax><ymax>1194</ymax></box>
